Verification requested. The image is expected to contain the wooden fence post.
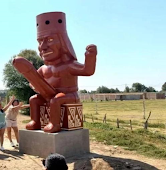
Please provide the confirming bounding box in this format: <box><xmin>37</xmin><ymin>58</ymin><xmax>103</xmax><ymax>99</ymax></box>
<box><xmin>144</xmin><ymin>111</ymin><xmax>151</xmax><ymax>129</ymax></box>
<box><xmin>143</xmin><ymin>93</ymin><xmax>146</xmax><ymax>119</ymax></box>
<box><xmin>117</xmin><ymin>118</ymin><xmax>119</xmax><ymax>128</ymax></box>
<box><xmin>103</xmin><ymin>114</ymin><xmax>107</xmax><ymax>123</ymax></box>
<box><xmin>130</xmin><ymin>120</ymin><xmax>132</xmax><ymax>131</ymax></box>
<box><xmin>95</xmin><ymin>101</ymin><xmax>98</xmax><ymax>114</ymax></box>
<box><xmin>92</xmin><ymin>114</ymin><xmax>94</xmax><ymax>122</ymax></box>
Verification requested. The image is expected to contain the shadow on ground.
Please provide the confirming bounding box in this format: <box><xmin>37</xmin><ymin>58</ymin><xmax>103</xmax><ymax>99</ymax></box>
<box><xmin>0</xmin><ymin>149</ymin><xmax>24</xmax><ymax>160</ymax></box>
<box><xmin>67</xmin><ymin>153</ymin><xmax>159</xmax><ymax>170</ymax></box>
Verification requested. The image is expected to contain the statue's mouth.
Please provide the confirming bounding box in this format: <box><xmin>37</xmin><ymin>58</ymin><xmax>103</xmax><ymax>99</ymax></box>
<box><xmin>43</xmin><ymin>51</ymin><xmax>53</xmax><ymax>57</ymax></box>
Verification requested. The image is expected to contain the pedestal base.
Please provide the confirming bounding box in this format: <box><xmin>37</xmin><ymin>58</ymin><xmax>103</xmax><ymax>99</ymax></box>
<box><xmin>19</xmin><ymin>129</ymin><xmax>89</xmax><ymax>158</ymax></box>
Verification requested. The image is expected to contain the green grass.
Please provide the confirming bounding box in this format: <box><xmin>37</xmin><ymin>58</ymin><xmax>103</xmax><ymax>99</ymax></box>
<box><xmin>83</xmin><ymin>100</ymin><xmax>166</xmax><ymax>124</ymax></box>
<box><xmin>147</xmin><ymin>122</ymin><xmax>165</xmax><ymax>129</ymax></box>
<box><xmin>84</xmin><ymin>122</ymin><xmax>166</xmax><ymax>159</ymax></box>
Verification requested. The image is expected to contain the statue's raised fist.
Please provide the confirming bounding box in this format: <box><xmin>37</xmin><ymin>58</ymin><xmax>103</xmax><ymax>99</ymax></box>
<box><xmin>85</xmin><ymin>44</ymin><xmax>97</xmax><ymax>57</ymax></box>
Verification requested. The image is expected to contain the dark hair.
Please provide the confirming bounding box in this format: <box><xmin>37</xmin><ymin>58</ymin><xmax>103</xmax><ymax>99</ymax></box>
<box><xmin>42</xmin><ymin>153</ymin><xmax>68</xmax><ymax>170</ymax></box>
<box><xmin>12</xmin><ymin>99</ymin><xmax>19</xmax><ymax>106</ymax></box>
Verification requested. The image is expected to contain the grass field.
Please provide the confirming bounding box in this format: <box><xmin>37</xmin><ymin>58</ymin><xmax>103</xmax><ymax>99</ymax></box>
<box><xmin>82</xmin><ymin>100</ymin><xmax>166</xmax><ymax>159</ymax></box>
<box><xmin>83</xmin><ymin>100</ymin><xmax>166</xmax><ymax>125</ymax></box>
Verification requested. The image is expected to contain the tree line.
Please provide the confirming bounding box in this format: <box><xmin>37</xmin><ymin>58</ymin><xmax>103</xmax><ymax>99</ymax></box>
<box><xmin>80</xmin><ymin>83</ymin><xmax>166</xmax><ymax>94</ymax></box>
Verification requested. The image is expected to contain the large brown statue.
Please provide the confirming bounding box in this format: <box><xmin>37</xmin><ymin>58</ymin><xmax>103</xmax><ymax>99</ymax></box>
<box><xmin>13</xmin><ymin>12</ymin><xmax>97</xmax><ymax>133</ymax></box>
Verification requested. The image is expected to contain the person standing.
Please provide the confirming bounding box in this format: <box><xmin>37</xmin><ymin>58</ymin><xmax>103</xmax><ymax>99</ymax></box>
<box><xmin>0</xmin><ymin>96</ymin><xmax>16</xmax><ymax>151</ymax></box>
<box><xmin>6</xmin><ymin>99</ymin><xmax>29</xmax><ymax>147</ymax></box>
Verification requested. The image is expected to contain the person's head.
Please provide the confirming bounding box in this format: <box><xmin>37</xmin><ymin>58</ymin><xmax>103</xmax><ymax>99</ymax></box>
<box><xmin>42</xmin><ymin>153</ymin><xmax>68</xmax><ymax>170</ymax></box>
<box><xmin>12</xmin><ymin>99</ymin><xmax>19</xmax><ymax>106</ymax></box>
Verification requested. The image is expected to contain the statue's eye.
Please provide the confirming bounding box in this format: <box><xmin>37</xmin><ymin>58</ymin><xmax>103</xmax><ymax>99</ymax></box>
<box><xmin>48</xmin><ymin>38</ymin><xmax>53</xmax><ymax>42</ymax></box>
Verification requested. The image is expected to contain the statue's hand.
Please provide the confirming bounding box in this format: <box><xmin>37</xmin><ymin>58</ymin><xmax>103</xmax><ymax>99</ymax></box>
<box><xmin>85</xmin><ymin>44</ymin><xmax>97</xmax><ymax>58</ymax></box>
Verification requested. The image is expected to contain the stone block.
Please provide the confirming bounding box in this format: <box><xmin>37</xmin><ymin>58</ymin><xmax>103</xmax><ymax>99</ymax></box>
<box><xmin>19</xmin><ymin>128</ymin><xmax>89</xmax><ymax>158</ymax></box>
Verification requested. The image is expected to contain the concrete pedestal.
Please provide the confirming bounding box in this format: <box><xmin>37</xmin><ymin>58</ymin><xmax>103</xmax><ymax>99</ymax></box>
<box><xmin>19</xmin><ymin>129</ymin><xmax>90</xmax><ymax>158</ymax></box>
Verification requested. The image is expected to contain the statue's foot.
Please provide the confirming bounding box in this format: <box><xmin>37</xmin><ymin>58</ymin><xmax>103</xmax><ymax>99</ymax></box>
<box><xmin>26</xmin><ymin>120</ymin><xmax>41</xmax><ymax>130</ymax></box>
<box><xmin>44</xmin><ymin>123</ymin><xmax>61</xmax><ymax>133</ymax></box>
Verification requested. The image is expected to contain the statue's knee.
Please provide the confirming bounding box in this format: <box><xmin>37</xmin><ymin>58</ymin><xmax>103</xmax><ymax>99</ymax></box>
<box><xmin>29</xmin><ymin>94</ymin><xmax>40</xmax><ymax>103</ymax></box>
<box><xmin>55</xmin><ymin>93</ymin><xmax>65</xmax><ymax>98</ymax></box>
<box><xmin>50</xmin><ymin>98</ymin><xmax>60</xmax><ymax>105</ymax></box>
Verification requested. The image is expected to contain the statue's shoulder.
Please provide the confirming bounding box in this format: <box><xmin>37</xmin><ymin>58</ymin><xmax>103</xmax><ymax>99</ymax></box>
<box><xmin>37</xmin><ymin>64</ymin><xmax>49</xmax><ymax>74</ymax></box>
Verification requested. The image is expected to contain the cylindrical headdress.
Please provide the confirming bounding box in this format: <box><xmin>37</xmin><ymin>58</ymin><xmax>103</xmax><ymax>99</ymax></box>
<box><xmin>36</xmin><ymin>12</ymin><xmax>77</xmax><ymax>60</ymax></box>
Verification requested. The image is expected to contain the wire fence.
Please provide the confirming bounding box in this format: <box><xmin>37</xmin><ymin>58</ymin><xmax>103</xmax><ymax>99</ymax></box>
<box><xmin>81</xmin><ymin>94</ymin><xmax>166</xmax><ymax>131</ymax></box>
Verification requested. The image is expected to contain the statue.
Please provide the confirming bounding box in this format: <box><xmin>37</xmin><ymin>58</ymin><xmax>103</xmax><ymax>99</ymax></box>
<box><xmin>13</xmin><ymin>12</ymin><xmax>97</xmax><ymax>133</ymax></box>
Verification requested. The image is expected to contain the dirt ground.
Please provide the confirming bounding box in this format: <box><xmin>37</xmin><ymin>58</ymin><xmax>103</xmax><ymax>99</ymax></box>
<box><xmin>0</xmin><ymin>114</ymin><xmax>166</xmax><ymax>170</ymax></box>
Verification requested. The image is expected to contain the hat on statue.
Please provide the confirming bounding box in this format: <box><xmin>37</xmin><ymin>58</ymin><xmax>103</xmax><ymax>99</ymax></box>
<box><xmin>36</xmin><ymin>12</ymin><xmax>77</xmax><ymax>60</ymax></box>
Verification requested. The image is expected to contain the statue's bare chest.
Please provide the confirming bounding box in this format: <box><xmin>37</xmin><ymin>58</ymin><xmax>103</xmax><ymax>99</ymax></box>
<box><xmin>42</xmin><ymin>65</ymin><xmax>69</xmax><ymax>79</ymax></box>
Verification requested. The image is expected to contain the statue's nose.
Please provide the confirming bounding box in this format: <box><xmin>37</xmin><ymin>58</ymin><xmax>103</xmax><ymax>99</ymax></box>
<box><xmin>40</xmin><ymin>40</ymin><xmax>48</xmax><ymax>51</ymax></box>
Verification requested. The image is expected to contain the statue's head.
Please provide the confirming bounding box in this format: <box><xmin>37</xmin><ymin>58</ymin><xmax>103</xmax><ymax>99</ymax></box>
<box><xmin>36</xmin><ymin>12</ymin><xmax>77</xmax><ymax>63</ymax></box>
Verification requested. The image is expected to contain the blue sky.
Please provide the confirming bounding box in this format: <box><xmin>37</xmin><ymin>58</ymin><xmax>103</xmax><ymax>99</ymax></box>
<box><xmin>0</xmin><ymin>0</ymin><xmax>166</xmax><ymax>91</ymax></box>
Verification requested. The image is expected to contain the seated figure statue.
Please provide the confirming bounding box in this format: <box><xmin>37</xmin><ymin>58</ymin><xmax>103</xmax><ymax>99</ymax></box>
<box><xmin>13</xmin><ymin>12</ymin><xmax>97</xmax><ymax>133</ymax></box>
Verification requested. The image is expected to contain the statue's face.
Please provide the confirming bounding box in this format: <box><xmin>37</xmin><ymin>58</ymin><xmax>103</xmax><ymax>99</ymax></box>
<box><xmin>37</xmin><ymin>34</ymin><xmax>61</xmax><ymax>62</ymax></box>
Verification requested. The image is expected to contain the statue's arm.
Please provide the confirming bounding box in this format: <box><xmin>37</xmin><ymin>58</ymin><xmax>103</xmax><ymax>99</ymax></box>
<box><xmin>69</xmin><ymin>44</ymin><xmax>97</xmax><ymax>76</ymax></box>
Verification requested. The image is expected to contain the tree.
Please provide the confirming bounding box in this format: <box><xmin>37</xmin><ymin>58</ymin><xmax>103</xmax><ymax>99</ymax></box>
<box><xmin>145</xmin><ymin>86</ymin><xmax>157</xmax><ymax>92</ymax></box>
<box><xmin>0</xmin><ymin>90</ymin><xmax>7</xmax><ymax>102</ymax></box>
<box><xmin>109</xmin><ymin>88</ymin><xmax>121</xmax><ymax>93</ymax></box>
<box><xmin>109</xmin><ymin>88</ymin><xmax>115</xmax><ymax>93</ymax></box>
<box><xmin>96</xmin><ymin>86</ymin><xmax>121</xmax><ymax>93</ymax></box>
<box><xmin>96</xmin><ymin>86</ymin><xmax>110</xmax><ymax>93</ymax></box>
<box><xmin>3</xmin><ymin>49</ymin><xmax>43</xmax><ymax>103</ymax></box>
<box><xmin>162</xmin><ymin>82</ymin><xmax>166</xmax><ymax>91</ymax></box>
<box><xmin>124</xmin><ymin>86</ymin><xmax>130</xmax><ymax>93</ymax></box>
<box><xmin>89</xmin><ymin>90</ymin><xmax>96</xmax><ymax>94</ymax></box>
<box><xmin>115</xmin><ymin>88</ymin><xmax>121</xmax><ymax>93</ymax></box>
<box><xmin>79</xmin><ymin>89</ymin><xmax>88</xmax><ymax>93</ymax></box>
<box><xmin>131</xmin><ymin>83</ymin><xmax>146</xmax><ymax>92</ymax></box>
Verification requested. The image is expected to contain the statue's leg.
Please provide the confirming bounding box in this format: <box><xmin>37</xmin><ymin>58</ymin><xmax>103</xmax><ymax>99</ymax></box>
<box><xmin>44</xmin><ymin>92</ymin><xmax>79</xmax><ymax>133</ymax></box>
<box><xmin>26</xmin><ymin>94</ymin><xmax>46</xmax><ymax>130</ymax></box>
